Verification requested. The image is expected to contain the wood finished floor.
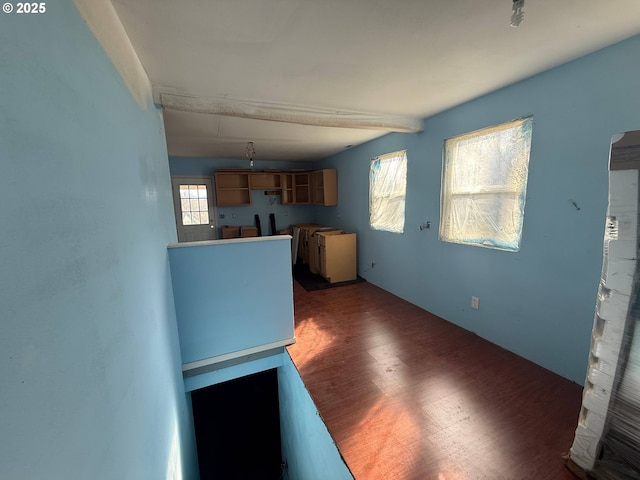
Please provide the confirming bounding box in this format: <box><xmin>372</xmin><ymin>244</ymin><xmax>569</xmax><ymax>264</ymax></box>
<box><xmin>287</xmin><ymin>280</ymin><xmax>583</xmax><ymax>480</ymax></box>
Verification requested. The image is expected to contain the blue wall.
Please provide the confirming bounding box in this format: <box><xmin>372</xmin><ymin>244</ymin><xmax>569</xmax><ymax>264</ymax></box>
<box><xmin>0</xmin><ymin>3</ymin><xmax>197</xmax><ymax>479</ymax></box>
<box><xmin>170</xmin><ymin>157</ymin><xmax>315</xmax><ymax>233</ymax></box>
<box><xmin>278</xmin><ymin>352</ymin><xmax>354</xmax><ymax>480</ymax></box>
<box><xmin>314</xmin><ymin>35</ymin><xmax>640</xmax><ymax>383</ymax></box>
<box><xmin>168</xmin><ymin>237</ymin><xmax>294</xmax><ymax>366</ymax></box>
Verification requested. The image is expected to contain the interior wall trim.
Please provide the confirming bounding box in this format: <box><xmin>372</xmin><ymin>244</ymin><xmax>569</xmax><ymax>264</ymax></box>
<box><xmin>181</xmin><ymin>337</ymin><xmax>296</xmax><ymax>372</ymax></box>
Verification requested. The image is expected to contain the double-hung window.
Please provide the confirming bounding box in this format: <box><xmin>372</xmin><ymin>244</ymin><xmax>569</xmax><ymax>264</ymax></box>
<box><xmin>440</xmin><ymin>117</ymin><xmax>533</xmax><ymax>251</ymax></box>
<box><xmin>369</xmin><ymin>150</ymin><xmax>407</xmax><ymax>234</ymax></box>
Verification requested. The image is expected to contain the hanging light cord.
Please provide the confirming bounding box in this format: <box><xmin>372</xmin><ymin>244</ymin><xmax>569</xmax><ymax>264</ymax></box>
<box><xmin>511</xmin><ymin>0</ymin><xmax>524</xmax><ymax>27</ymax></box>
<box><xmin>246</xmin><ymin>141</ymin><xmax>255</xmax><ymax>167</ymax></box>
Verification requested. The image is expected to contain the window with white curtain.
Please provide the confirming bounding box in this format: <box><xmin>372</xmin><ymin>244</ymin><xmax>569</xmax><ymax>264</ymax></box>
<box><xmin>440</xmin><ymin>117</ymin><xmax>533</xmax><ymax>251</ymax></box>
<box><xmin>369</xmin><ymin>150</ymin><xmax>407</xmax><ymax>234</ymax></box>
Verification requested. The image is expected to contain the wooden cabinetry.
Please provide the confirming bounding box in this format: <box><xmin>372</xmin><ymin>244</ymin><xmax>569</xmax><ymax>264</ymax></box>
<box><xmin>293</xmin><ymin>173</ymin><xmax>310</xmax><ymax>204</ymax></box>
<box><xmin>317</xmin><ymin>231</ymin><xmax>356</xmax><ymax>283</ymax></box>
<box><xmin>311</xmin><ymin>169</ymin><xmax>337</xmax><ymax>206</ymax></box>
<box><xmin>213</xmin><ymin>168</ymin><xmax>337</xmax><ymax>206</ymax></box>
<box><xmin>250</xmin><ymin>172</ymin><xmax>281</xmax><ymax>191</ymax></box>
<box><xmin>221</xmin><ymin>225</ymin><xmax>259</xmax><ymax>239</ymax></box>
<box><xmin>215</xmin><ymin>171</ymin><xmax>251</xmax><ymax>206</ymax></box>
<box><xmin>281</xmin><ymin>173</ymin><xmax>294</xmax><ymax>204</ymax></box>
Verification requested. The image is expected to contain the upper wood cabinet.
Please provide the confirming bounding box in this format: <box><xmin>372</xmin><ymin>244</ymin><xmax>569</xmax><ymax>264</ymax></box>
<box><xmin>214</xmin><ymin>171</ymin><xmax>251</xmax><ymax>206</ymax></box>
<box><xmin>250</xmin><ymin>172</ymin><xmax>282</xmax><ymax>190</ymax></box>
<box><xmin>281</xmin><ymin>173</ymin><xmax>294</xmax><ymax>204</ymax></box>
<box><xmin>213</xmin><ymin>168</ymin><xmax>337</xmax><ymax>206</ymax></box>
<box><xmin>311</xmin><ymin>169</ymin><xmax>337</xmax><ymax>206</ymax></box>
<box><xmin>293</xmin><ymin>173</ymin><xmax>310</xmax><ymax>204</ymax></box>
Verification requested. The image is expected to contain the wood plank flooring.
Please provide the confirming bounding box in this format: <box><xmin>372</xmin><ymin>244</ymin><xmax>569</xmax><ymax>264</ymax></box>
<box><xmin>287</xmin><ymin>280</ymin><xmax>583</xmax><ymax>480</ymax></box>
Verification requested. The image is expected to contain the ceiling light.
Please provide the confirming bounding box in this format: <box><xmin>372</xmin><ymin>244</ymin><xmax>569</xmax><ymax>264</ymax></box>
<box><xmin>511</xmin><ymin>0</ymin><xmax>524</xmax><ymax>27</ymax></box>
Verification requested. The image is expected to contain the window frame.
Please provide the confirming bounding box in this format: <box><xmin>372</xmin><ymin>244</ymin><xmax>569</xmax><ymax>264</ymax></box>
<box><xmin>369</xmin><ymin>149</ymin><xmax>408</xmax><ymax>234</ymax></box>
<box><xmin>439</xmin><ymin>116</ymin><xmax>533</xmax><ymax>252</ymax></box>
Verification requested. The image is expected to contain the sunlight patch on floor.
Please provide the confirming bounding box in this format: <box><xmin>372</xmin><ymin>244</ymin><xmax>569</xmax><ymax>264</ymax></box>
<box><xmin>291</xmin><ymin>316</ymin><xmax>336</xmax><ymax>369</ymax></box>
<box><xmin>341</xmin><ymin>398</ymin><xmax>422</xmax><ymax>477</ymax></box>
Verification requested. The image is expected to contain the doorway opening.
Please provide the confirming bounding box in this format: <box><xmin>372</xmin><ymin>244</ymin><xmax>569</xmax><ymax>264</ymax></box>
<box><xmin>171</xmin><ymin>176</ymin><xmax>217</xmax><ymax>242</ymax></box>
<box><xmin>190</xmin><ymin>369</ymin><xmax>283</xmax><ymax>479</ymax></box>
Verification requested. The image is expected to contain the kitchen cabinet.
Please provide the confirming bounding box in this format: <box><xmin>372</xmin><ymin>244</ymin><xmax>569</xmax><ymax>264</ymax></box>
<box><xmin>215</xmin><ymin>171</ymin><xmax>251</xmax><ymax>206</ymax></box>
<box><xmin>317</xmin><ymin>231</ymin><xmax>356</xmax><ymax>283</ymax></box>
<box><xmin>293</xmin><ymin>173</ymin><xmax>310</xmax><ymax>204</ymax></box>
<box><xmin>311</xmin><ymin>169</ymin><xmax>337</xmax><ymax>206</ymax></box>
<box><xmin>221</xmin><ymin>226</ymin><xmax>241</xmax><ymax>239</ymax></box>
<box><xmin>213</xmin><ymin>169</ymin><xmax>337</xmax><ymax>206</ymax></box>
<box><xmin>281</xmin><ymin>173</ymin><xmax>294</xmax><ymax>204</ymax></box>
<box><xmin>309</xmin><ymin>229</ymin><xmax>340</xmax><ymax>274</ymax></box>
<box><xmin>220</xmin><ymin>225</ymin><xmax>259</xmax><ymax>239</ymax></box>
<box><xmin>251</xmin><ymin>172</ymin><xmax>281</xmax><ymax>191</ymax></box>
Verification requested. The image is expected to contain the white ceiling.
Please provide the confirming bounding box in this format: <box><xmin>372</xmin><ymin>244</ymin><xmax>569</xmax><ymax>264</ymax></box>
<box><xmin>110</xmin><ymin>0</ymin><xmax>640</xmax><ymax>161</ymax></box>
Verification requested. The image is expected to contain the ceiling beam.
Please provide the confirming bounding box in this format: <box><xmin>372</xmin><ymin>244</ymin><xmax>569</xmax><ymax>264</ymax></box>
<box><xmin>157</xmin><ymin>92</ymin><xmax>423</xmax><ymax>133</ymax></box>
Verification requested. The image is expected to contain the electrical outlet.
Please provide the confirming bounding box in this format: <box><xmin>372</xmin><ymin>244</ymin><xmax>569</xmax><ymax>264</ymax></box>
<box><xmin>471</xmin><ymin>296</ymin><xmax>479</xmax><ymax>310</ymax></box>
